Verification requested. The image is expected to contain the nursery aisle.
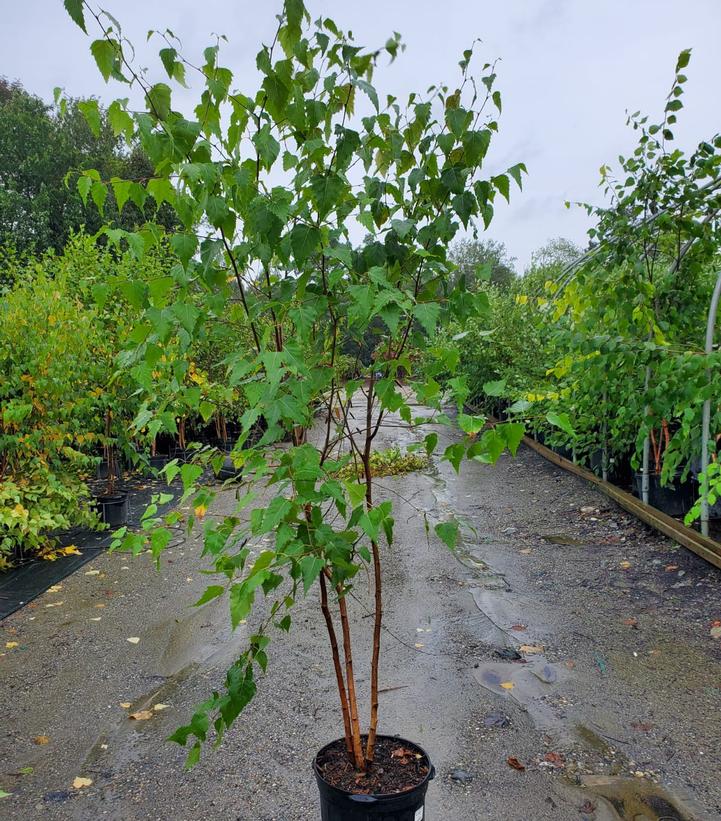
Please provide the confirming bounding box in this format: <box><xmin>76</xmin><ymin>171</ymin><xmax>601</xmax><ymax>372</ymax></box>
<box><xmin>1</xmin><ymin>409</ymin><xmax>720</xmax><ymax>820</ymax></box>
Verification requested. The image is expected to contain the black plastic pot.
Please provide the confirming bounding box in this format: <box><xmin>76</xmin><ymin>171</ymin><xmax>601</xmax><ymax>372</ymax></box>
<box><xmin>95</xmin><ymin>493</ymin><xmax>129</xmax><ymax>526</ymax></box>
<box><xmin>314</xmin><ymin>736</ymin><xmax>435</xmax><ymax>821</ymax></box>
<box><xmin>632</xmin><ymin>472</ymin><xmax>695</xmax><ymax>517</ymax></box>
<box><xmin>218</xmin><ymin>455</ymin><xmax>242</xmax><ymax>481</ymax></box>
<box><xmin>96</xmin><ymin>459</ymin><xmax>122</xmax><ymax>481</ymax></box>
<box><xmin>149</xmin><ymin>454</ymin><xmax>169</xmax><ymax>470</ymax></box>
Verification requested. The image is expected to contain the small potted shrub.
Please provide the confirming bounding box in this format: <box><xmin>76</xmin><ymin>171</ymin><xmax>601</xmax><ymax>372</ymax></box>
<box><xmin>68</xmin><ymin>0</ymin><xmax>526</xmax><ymax>815</ymax></box>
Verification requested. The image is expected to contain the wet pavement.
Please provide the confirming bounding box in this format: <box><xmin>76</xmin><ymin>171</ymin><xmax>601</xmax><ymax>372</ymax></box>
<box><xmin>1</xmin><ymin>408</ymin><xmax>720</xmax><ymax>820</ymax></box>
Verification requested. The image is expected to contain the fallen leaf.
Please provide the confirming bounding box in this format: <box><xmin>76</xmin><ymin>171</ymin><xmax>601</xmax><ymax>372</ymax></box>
<box><xmin>58</xmin><ymin>546</ymin><xmax>81</xmax><ymax>557</ymax></box>
<box><xmin>510</xmin><ymin>624</ymin><xmax>526</xmax><ymax>632</ymax></box>
<box><xmin>5</xmin><ymin>642</ymin><xmax>18</xmax><ymax>649</ymax></box>
<box><xmin>72</xmin><ymin>777</ymin><xmax>92</xmax><ymax>789</ymax></box>
<box><xmin>94</xmin><ymin>603</ymin><xmax>106</xmax><ymax>609</ymax></box>
<box><xmin>90</xmin><ymin>617</ymin><xmax>102</xmax><ymax>622</ymax></box>
<box><xmin>45</xmin><ymin>601</ymin><xmax>64</xmax><ymax>608</ymax></box>
<box><xmin>519</xmin><ymin>548</ymin><xmax>532</xmax><ymax>555</ymax></box>
<box><xmin>47</xmin><ymin>584</ymin><xmax>63</xmax><ymax>593</ymax></box>
<box><xmin>519</xmin><ymin>644</ymin><xmax>544</xmax><ymax>654</ymax></box>
<box><xmin>34</xmin><ymin>736</ymin><xmax>50</xmax><ymax>745</ymax></box>
<box><xmin>665</xmin><ymin>564</ymin><xmax>679</xmax><ymax>571</ymax></box>
<box><xmin>623</xmin><ymin>617</ymin><xmax>639</xmax><ymax>628</ymax></box>
<box><xmin>85</xmin><ymin>570</ymin><xmax>101</xmax><ymax>576</ymax></box>
<box><xmin>119</xmin><ymin>702</ymin><xmax>131</xmax><ymax>709</ymax></box>
<box><xmin>126</xmin><ymin>637</ymin><xmax>140</xmax><ymax>644</ymax></box>
<box><xmin>153</xmin><ymin>703</ymin><xmax>169</xmax><ymax>711</ymax></box>
<box><xmin>414</xmin><ymin>643</ymin><xmax>424</xmax><ymax>648</ymax></box>
<box><xmin>500</xmin><ymin>681</ymin><xmax>515</xmax><ymax>690</ymax></box>
<box><xmin>18</xmin><ymin>767</ymin><xmax>33</xmax><ymax>775</ymax></box>
<box><xmin>619</xmin><ymin>560</ymin><xmax>632</xmax><ymax>570</ymax></box>
<box><xmin>506</xmin><ymin>756</ymin><xmax>525</xmax><ymax>771</ymax></box>
<box><xmin>129</xmin><ymin>710</ymin><xmax>153</xmax><ymax>721</ymax></box>
<box><xmin>630</xmin><ymin>721</ymin><xmax>654</xmax><ymax>732</ymax></box>
<box><xmin>544</xmin><ymin>751</ymin><xmax>565</xmax><ymax>768</ymax></box>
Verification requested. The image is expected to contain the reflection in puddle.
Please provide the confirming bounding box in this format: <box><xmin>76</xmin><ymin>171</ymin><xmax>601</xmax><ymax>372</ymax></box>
<box><xmin>574</xmin><ymin>775</ymin><xmax>703</xmax><ymax>820</ymax></box>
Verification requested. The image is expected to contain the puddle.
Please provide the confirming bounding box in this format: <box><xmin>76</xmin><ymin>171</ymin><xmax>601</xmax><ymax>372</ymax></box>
<box><xmin>561</xmin><ymin>775</ymin><xmax>707</xmax><ymax>821</ymax></box>
<box><xmin>472</xmin><ymin>658</ymin><xmax>573</xmax><ymax>741</ymax></box>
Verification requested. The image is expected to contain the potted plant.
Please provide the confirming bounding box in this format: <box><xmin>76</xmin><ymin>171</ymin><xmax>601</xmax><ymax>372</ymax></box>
<box><xmin>94</xmin><ymin>407</ymin><xmax>129</xmax><ymax>526</ymax></box>
<box><xmin>68</xmin><ymin>0</ymin><xmax>526</xmax><ymax>814</ymax></box>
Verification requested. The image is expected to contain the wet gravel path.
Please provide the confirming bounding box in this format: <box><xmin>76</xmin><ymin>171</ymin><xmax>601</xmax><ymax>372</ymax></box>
<box><xmin>1</xmin><ymin>410</ymin><xmax>720</xmax><ymax>820</ymax></box>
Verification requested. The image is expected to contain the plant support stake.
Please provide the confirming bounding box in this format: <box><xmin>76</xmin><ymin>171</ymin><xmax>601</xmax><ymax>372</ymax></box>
<box><xmin>701</xmin><ymin>270</ymin><xmax>721</xmax><ymax>537</ymax></box>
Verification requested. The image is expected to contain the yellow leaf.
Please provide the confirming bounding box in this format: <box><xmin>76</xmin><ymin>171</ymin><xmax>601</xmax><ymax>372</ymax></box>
<box><xmin>129</xmin><ymin>710</ymin><xmax>153</xmax><ymax>721</ymax></box>
<box><xmin>47</xmin><ymin>584</ymin><xmax>63</xmax><ymax>593</ymax></box>
<box><xmin>500</xmin><ymin>681</ymin><xmax>515</xmax><ymax>690</ymax></box>
<box><xmin>5</xmin><ymin>642</ymin><xmax>18</xmax><ymax>649</ymax></box>
<box><xmin>194</xmin><ymin>504</ymin><xmax>208</xmax><ymax>519</ymax></box>
<box><xmin>119</xmin><ymin>702</ymin><xmax>131</xmax><ymax>709</ymax></box>
<box><xmin>58</xmin><ymin>545</ymin><xmax>81</xmax><ymax>556</ymax></box>
<box><xmin>519</xmin><ymin>644</ymin><xmax>544</xmax><ymax>654</ymax></box>
<box><xmin>126</xmin><ymin>637</ymin><xmax>140</xmax><ymax>644</ymax></box>
<box><xmin>34</xmin><ymin>735</ymin><xmax>50</xmax><ymax>745</ymax></box>
<box><xmin>72</xmin><ymin>777</ymin><xmax>93</xmax><ymax>789</ymax></box>
<box><xmin>619</xmin><ymin>560</ymin><xmax>632</xmax><ymax>570</ymax></box>
<box><xmin>152</xmin><ymin>703</ymin><xmax>169</xmax><ymax>711</ymax></box>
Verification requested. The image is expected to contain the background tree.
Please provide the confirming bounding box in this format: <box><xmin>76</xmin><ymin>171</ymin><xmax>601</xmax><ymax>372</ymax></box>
<box><xmin>0</xmin><ymin>78</ymin><xmax>176</xmax><ymax>255</ymax></box>
<box><xmin>449</xmin><ymin>237</ymin><xmax>517</xmax><ymax>288</ymax></box>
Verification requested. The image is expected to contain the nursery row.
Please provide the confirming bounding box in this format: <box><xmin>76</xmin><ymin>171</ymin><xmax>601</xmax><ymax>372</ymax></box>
<box><xmin>448</xmin><ymin>54</ymin><xmax>721</xmax><ymax>528</ymax></box>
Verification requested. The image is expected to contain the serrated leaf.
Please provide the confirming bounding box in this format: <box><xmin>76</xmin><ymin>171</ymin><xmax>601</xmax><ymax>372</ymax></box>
<box><xmin>64</xmin><ymin>0</ymin><xmax>86</xmax><ymax>32</ymax></box>
<box><xmin>435</xmin><ymin>520</ymin><xmax>460</xmax><ymax>551</ymax></box>
<box><xmin>91</xmin><ymin>39</ymin><xmax>117</xmax><ymax>82</ymax></box>
<box><xmin>546</xmin><ymin>411</ymin><xmax>575</xmax><ymax>436</ymax></box>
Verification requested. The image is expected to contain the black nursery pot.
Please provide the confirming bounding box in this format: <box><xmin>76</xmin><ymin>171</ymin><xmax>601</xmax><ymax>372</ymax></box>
<box><xmin>314</xmin><ymin>736</ymin><xmax>435</xmax><ymax>821</ymax></box>
<box><xmin>149</xmin><ymin>454</ymin><xmax>169</xmax><ymax>470</ymax></box>
<box><xmin>632</xmin><ymin>472</ymin><xmax>695</xmax><ymax>517</ymax></box>
<box><xmin>95</xmin><ymin>493</ymin><xmax>129</xmax><ymax>526</ymax></box>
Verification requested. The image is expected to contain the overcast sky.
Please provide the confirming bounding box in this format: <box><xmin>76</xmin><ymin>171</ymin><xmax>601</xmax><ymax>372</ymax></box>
<box><xmin>4</xmin><ymin>0</ymin><xmax>721</xmax><ymax>270</ymax></box>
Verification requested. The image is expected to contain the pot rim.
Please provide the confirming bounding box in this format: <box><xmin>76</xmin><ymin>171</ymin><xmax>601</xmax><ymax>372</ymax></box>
<box><xmin>312</xmin><ymin>734</ymin><xmax>434</xmax><ymax>800</ymax></box>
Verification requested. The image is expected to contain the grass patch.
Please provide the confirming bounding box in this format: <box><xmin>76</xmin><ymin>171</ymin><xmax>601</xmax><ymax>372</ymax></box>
<box><xmin>335</xmin><ymin>447</ymin><xmax>429</xmax><ymax>481</ymax></box>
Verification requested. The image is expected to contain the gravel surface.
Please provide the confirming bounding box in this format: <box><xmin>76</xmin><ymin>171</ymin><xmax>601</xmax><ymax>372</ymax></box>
<box><xmin>1</xmin><ymin>408</ymin><xmax>720</xmax><ymax>820</ymax></box>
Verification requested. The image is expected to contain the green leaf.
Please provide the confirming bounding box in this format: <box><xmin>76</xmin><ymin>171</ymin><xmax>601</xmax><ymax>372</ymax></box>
<box><xmin>546</xmin><ymin>411</ymin><xmax>575</xmax><ymax>436</ymax></box>
<box><xmin>111</xmin><ymin>178</ymin><xmax>131</xmax><ymax>213</ymax></box>
<box><xmin>413</xmin><ymin>302</ymin><xmax>441</xmax><ymax>336</ymax></box>
<box><xmin>452</xmin><ymin>191</ymin><xmax>476</xmax><ymax>227</ymax></box>
<box><xmin>290</xmin><ymin>223</ymin><xmax>320</xmax><ymax>265</ymax></box>
<box><xmin>146</xmin><ymin>83</ymin><xmax>172</xmax><ymax>120</ymax></box>
<box><xmin>492</xmin><ymin>174</ymin><xmax>510</xmax><ymax>202</ymax></box>
<box><xmin>147</xmin><ymin>177</ymin><xmax>175</xmax><ymax>208</ymax></box>
<box><xmin>252</xmin><ymin>124</ymin><xmax>280</xmax><ymax>169</ymax></box>
<box><xmin>675</xmin><ymin>49</ymin><xmax>691</xmax><ymax>72</ymax></box>
<box><xmin>77</xmin><ymin>99</ymin><xmax>101</xmax><ymax>137</ymax></box>
<box><xmin>91</xmin><ymin>39</ymin><xmax>117</xmax><ymax>82</ymax></box>
<box><xmin>310</xmin><ymin>173</ymin><xmax>344</xmax><ymax>219</ymax></box>
<box><xmin>498</xmin><ymin>422</ymin><xmax>525</xmax><ymax>455</ymax></box>
<box><xmin>171</xmin><ymin>233</ymin><xmax>197</xmax><ymax>268</ymax></box>
<box><xmin>299</xmin><ymin>556</ymin><xmax>324</xmax><ymax>594</ymax></box>
<box><xmin>435</xmin><ymin>520</ymin><xmax>460</xmax><ymax>551</ymax></box>
<box><xmin>194</xmin><ymin>585</ymin><xmax>226</xmax><ymax>607</ymax></box>
<box><xmin>483</xmin><ymin>379</ymin><xmax>506</xmax><ymax>397</ymax></box>
<box><xmin>64</xmin><ymin>0</ymin><xmax>86</xmax><ymax>32</ymax></box>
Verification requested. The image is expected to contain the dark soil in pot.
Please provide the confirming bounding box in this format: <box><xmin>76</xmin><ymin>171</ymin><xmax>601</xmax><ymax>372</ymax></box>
<box><xmin>314</xmin><ymin>735</ymin><xmax>434</xmax><ymax>820</ymax></box>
